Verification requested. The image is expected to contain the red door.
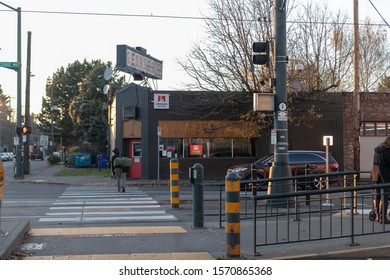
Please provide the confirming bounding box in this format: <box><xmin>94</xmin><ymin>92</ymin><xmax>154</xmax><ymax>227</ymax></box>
<box><xmin>129</xmin><ymin>139</ymin><xmax>142</xmax><ymax>179</ymax></box>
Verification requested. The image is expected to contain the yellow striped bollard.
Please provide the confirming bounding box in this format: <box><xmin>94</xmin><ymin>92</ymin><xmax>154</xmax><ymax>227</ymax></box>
<box><xmin>225</xmin><ymin>172</ymin><xmax>240</xmax><ymax>258</ymax></box>
<box><xmin>170</xmin><ymin>158</ymin><xmax>180</xmax><ymax>209</ymax></box>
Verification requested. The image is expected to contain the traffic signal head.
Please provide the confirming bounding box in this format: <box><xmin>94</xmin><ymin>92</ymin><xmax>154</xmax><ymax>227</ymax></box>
<box><xmin>22</xmin><ymin>126</ymin><xmax>31</xmax><ymax>135</ymax></box>
<box><xmin>253</xmin><ymin>41</ymin><xmax>270</xmax><ymax>66</ymax></box>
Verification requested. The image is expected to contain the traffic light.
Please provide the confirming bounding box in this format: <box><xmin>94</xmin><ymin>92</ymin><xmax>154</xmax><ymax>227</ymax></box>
<box><xmin>21</xmin><ymin>126</ymin><xmax>31</xmax><ymax>135</ymax></box>
<box><xmin>253</xmin><ymin>41</ymin><xmax>270</xmax><ymax>66</ymax></box>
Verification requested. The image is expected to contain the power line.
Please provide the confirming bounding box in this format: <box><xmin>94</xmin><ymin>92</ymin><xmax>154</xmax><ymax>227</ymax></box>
<box><xmin>0</xmin><ymin>8</ymin><xmax>389</xmax><ymax>28</ymax></box>
<box><xmin>368</xmin><ymin>0</ymin><xmax>390</xmax><ymax>29</ymax></box>
<box><xmin>0</xmin><ymin>8</ymin><xmax>205</xmax><ymax>21</ymax></box>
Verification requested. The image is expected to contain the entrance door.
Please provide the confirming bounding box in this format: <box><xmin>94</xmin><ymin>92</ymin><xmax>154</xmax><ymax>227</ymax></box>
<box><xmin>129</xmin><ymin>139</ymin><xmax>142</xmax><ymax>178</ymax></box>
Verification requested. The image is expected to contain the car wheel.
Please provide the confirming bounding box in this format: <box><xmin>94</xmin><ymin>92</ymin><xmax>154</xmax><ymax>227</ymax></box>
<box><xmin>312</xmin><ymin>173</ymin><xmax>326</xmax><ymax>190</ymax></box>
<box><xmin>244</xmin><ymin>173</ymin><xmax>266</xmax><ymax>191</ymax></box>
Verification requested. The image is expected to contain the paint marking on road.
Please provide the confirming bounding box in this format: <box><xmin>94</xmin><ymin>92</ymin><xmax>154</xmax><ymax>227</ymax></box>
<box><xmin>40</xmin><ymin>186</ymin><xmax>176</xmax><ymax>223</ymax></box>
<box><xmin>23</xmin><ymin>252</ymin><xmax>215</xmax><ymax>260</ymax></box>
<box><xmin>30</xmin><ymin>226</ymin><xmax>187</xmax><ymax>236</ymax></box>
<box><xmin>49</xmin><ymin>205</ymin><xmax>161</xmax><ymax>210</ymax></box>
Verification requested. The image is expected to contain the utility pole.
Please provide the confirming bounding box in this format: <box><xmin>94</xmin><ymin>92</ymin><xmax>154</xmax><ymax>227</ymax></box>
<box><xmin>0</xmin><ymin>2</ymin><xmax>23</xmax><ymax>178</ymax></box>
<box><xmin>353</xmin><ymin>0</ymin><xmax>360</xmax><ymax>173</ymax></box>
<box><xmin>267</xmin><ymin>0</ymin><xmax>292</xmax><ymax>201</ymax></box>
<box><xmin>23</xmin><ymin>31</ymin><xmax>32</xmax><ymax>174</ymax></box>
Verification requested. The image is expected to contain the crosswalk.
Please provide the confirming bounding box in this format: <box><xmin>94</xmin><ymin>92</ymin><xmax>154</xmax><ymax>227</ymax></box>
<box><xmin>39</xmin><ymin>186</ymin><xmax>177</xmax><ymax>223</ymax></box>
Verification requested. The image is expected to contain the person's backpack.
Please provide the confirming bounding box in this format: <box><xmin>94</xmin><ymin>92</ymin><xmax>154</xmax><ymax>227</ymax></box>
<box><xmin>113</xmin><ymin>157</ymin><xmax>132</xmax><ymax>168</ymax></box>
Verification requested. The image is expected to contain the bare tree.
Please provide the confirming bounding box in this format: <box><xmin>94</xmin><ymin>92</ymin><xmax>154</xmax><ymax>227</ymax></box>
<box><xmin>178</xmin><ymin>0</ymin><xmax>288</xmax><ymax>94</ymax></box>
<box><xmin>179</xmin><ymin>0</ymin><xmax>390</xmax><ymax>95</ymax></box>
<box><xmin>359</xmin><ymin>18</ymin><xmax>390</xmax><ymax>92</ymax></box>
<box><xmin>377</xmin><ymin>75</ymin><xmax>390</xmax><ymax>92</ymax></box>
<box><xmin>287</xmin><ymin>1</ymin><xmax>354</xmax><ymax>93</ymax></box>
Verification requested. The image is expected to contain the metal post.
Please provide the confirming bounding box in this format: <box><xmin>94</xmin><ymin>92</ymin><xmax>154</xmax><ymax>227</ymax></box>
<box><xmin>225</xmin><ymin>172</ymin><xmax>240</xmax><ymax>259</ymax></box>
<box><xmin>0</xmin><ymin>161</ymin><xmax>7</xmax><ymax>236</ymax></box>
<box><xmin>192</xmin><ymin>163</ymin><xmax>204</xmax><ymax>228</ymax></box>
<box><xmin>353</xmin><ymin>0</ymin><xmax>361</xmax><ymax>173</ymax></box>
<box><xmin>267</xmin><ymin>0</ymin><xmax>292</xmax><ymax>201</ymax></box>
<box><xmin>23</xmin><ymin>31</ymin><xmax>32</xmax><ymax>175</ymax></box>
<box><xmin>170</xmin><ymin>158</ymin><xmax>180</xmax><ymax>209</ymax></box>
<box><xmin>157</xmin><ymin>127</ymin><xmax>161</xmax><ymax>181</ymax></box>
<box><xmin>305</xmin><ymin>163</ymin><xmax>310</xmax><ymax>205</ymax></box>
<box><xmin>0</xmin><ymin>3</ymin><xmax>25</xmax><ymax>178</ymax></box>
<box><xmin>325</xmin><ymin>138</ymin><xmax>330</xmax><ymax>203</ymax></box>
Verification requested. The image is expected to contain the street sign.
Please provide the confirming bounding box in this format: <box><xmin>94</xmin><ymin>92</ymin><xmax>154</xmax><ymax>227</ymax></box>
<box><xmin>0</xmin><ymin>61</ymin><xmax>20</xmax><ymax>69</ymax></box>
<box><xmin>40</xmin><ymin>135</ymin><xmax>49</xmax><ymax>146</ymax></box>
<box><xmin>271</xmin><ymin>129</ymin><xmax>277</xmax><ymax>144</ymax></box>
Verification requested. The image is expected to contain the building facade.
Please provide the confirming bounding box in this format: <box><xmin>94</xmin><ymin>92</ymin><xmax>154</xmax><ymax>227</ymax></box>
<box><xmin>110</xmin><ymin>83</ymin><xmax>389</xmax><ymax>180</ymax></box>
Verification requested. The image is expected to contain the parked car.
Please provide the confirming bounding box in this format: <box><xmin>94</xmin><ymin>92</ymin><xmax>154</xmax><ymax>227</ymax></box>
<box><xmin>6</xmin><ymin>152</ymin><xmax>14</xmax><ymax>161</ymax></box>
<box><xmin>0</xmin><ymin>152</ymin><xmax>8</xmax><ymax>161</ymax></box>
<box><xmin>227</xmin><ymin>150</ymin><xmax>339</xmax><ymax>190</ymax></box>
<box><xmin>30</xmin><ymin>150</ymin><xmax>44</xmax><ymax>161</ymax></box>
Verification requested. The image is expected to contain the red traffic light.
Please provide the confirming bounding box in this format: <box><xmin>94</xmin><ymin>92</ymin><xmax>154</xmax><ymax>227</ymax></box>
<box><xmin>22</xmin><ymin>126</ymin><xmax>31</xmax><ymax>134</ymax></box>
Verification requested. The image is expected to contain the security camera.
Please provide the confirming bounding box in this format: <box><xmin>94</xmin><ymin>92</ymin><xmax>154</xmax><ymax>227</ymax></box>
<box><xmin>295</xmin><ymin>63</ymin><xmax>304</xmax><ymax>72</ymax></box>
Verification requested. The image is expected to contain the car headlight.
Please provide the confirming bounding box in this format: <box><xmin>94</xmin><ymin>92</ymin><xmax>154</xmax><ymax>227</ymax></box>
<box><xmin>233</xmin><ymin>167</ymin><xmax>248</xmax><ymax>173</ymax></box>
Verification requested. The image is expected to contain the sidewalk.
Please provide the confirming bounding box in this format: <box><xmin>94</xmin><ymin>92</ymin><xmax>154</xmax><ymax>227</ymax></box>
<box><xmin>2</xmin><ymin>163</ymin><xmax>390</xmax><ymax>260</ymax></box>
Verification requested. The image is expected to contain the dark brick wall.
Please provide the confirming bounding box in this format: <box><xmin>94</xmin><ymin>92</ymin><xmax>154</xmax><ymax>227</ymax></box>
<box><xmin>343</xmin><ymin>92</ymin><xmax>390</xmax><ymax>171</ymax></box>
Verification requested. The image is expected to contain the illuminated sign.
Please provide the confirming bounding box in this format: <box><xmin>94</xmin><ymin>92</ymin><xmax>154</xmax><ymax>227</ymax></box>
<box><xmin>190</xmin><ymin>145</ymin><xmax>203</xmax><ymax>156</ymax></box>
<box><xmin>116</xmin><ymin>45</ymin><xmax>163</xmax><ymax>80</ymax></box>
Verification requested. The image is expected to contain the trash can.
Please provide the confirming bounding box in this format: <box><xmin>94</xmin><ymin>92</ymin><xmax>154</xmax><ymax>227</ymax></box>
<box><xmin>74</xmin><ymin>153</ymin><xmax>92</xmax><ymax>167</ymax></box>
<box><xmin>96</xmin><ymin>154</ymin><xmax>107</xmax><ymax>169</ymax></box>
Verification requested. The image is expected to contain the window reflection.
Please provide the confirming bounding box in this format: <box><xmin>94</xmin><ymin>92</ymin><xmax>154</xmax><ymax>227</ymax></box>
<box><xmin>159</xmin><ymin>138</ymin><xmax>253</xmax><ymax>158</ymax></box>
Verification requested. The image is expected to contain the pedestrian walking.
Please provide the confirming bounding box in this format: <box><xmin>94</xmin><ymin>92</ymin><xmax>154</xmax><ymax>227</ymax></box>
<box><xmin>111</xmin><ymin>148</ymin><xmax>126</xmax><ymax>193</ymax></box>
<box><xmin>372</xmin><ymin>136</ymin><xmax>390</xmax><ymax>224</ymax></box>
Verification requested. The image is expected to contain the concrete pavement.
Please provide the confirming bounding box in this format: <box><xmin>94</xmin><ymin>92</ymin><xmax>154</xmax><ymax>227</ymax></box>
<box><xmin>2</xmin><ymin>162</ymin><xmax>390</xmax><ymax>260</ymax></box>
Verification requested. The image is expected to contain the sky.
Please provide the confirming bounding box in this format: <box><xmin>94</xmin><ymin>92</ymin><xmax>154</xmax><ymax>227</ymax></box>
<box><xmin>0</xmin><ymin>0</ymin><xmax>389</xmax><ymax>115</ymax></box>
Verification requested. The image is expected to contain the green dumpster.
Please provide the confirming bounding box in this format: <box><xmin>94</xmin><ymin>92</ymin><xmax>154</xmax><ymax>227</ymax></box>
<box><xmin>74</xmin><ymin>153</ymin><xmax>92</xmax><ymax>167</ymax></box>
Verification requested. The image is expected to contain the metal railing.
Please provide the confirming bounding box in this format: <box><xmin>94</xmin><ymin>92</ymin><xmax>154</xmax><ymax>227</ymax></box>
<box><xmin>211</xmin><ymin>170</ymin><xmax>390</xmax><ymax>256</ymax></box>
<box><xmin>252</xmin><ymin>173</ymin><xmax>390</xmax><ymax>256</ymax></box>
<box><xmin>217</xmin><ymin>171</ymin><xmax>370</xmax><ymax>226</ymax></box>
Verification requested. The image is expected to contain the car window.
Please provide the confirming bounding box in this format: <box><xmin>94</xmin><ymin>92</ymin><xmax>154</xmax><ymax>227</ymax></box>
<box><xmin>254</xmin><ymin>154</ymin><xmax>274</xmax><ymax>164</ymax></box>
<box><xmin>290</xmin><ymin>153</ymin><xmax>324</xmax><ymax>163</ymax></box>
<box><xmin>254</xmin><ymin>152</ymin><xmax>337</xmax><ymax>165</ymax></box>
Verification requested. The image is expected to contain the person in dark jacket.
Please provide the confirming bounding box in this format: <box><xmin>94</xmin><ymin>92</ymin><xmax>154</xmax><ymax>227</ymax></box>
<box><xmin>111</xmin><ymin>148</ymin><xmax>125</xmax><ymax>192</ymax></box>
<box><xmin>373</xmin><ymin>136</ymin><xmax>390</xmax><ymax>224</ymax></box>
<box><xmin>111</xmin><ymin>148</ymin><xmax>120</xmax><ymax>177</ymax></box>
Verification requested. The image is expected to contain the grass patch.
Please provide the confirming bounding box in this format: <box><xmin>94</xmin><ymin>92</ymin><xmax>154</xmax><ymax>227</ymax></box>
<box><xmin>56</xmin><ymin>168</ymin><xmax>111</xmax><ymax>177</ymax></box>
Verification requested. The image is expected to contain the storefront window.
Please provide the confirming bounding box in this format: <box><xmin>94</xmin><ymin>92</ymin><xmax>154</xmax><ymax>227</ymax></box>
<box><xmin>377</xmin><ymin>123</ymin><xmax>387</xmax><ymax>136</ymax></box>
<box><xmin>362</xmin><ymin>122</ymin><xmax>390</xmax><ymax>136</ymax></box>
<box><xmin>159</xmin><ymin>138</ymin><xmax>182</xmax><ymax>158</ymax></box>
<box><xmin>364</xmin><ymin>123</ymin><xmax>375</xmax><ymax>136</ymax></box>
<box><xmin>160</xmin><ymin>138</ymin><xmax>253</xmax><ymax>158</ymax></box>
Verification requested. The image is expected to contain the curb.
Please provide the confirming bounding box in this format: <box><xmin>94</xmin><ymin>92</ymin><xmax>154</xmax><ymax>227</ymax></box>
<box><xmin>0</xmin><ymin>220</ymin><xmax>30</xmax><ymax>260</ymax></box>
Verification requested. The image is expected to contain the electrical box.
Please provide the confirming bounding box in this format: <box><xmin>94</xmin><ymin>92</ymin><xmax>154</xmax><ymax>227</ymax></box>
<box><xmin>253</xmin><ymin>92</ymin><xmax>275</xmax><ymax>112</ymax></box>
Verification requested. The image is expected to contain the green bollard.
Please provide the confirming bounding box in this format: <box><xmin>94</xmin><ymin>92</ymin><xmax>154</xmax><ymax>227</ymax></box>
<box><xmin>192</xmin><ymin>163</ymin><xmax>204</xmax><ymax>228</ymax></box>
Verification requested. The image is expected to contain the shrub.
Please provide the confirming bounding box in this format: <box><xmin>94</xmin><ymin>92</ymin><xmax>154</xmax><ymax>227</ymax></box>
<box><xmin>48</xmin><ymin>155</ymin><xmax>61</xmax><ymax>165</ymax></box>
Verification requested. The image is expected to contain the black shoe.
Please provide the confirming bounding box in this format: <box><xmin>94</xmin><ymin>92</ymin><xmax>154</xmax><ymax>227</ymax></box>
<box><xmin>122</xmin><ymin>188</ymin><xmax>125</xmax><ymax>193</ymax></box>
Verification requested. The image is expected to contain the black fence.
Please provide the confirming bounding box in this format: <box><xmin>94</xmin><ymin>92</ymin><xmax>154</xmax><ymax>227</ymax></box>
<box><xmin>213</xmin><ymin>171</ymin><xmax>390</xmax><ymax>256</ymax></box>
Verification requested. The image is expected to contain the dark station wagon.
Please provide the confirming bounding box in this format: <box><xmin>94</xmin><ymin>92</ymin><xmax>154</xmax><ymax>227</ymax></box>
<box><xmin>227</xmin><ymin>150</ymin><xmax>339</xmax><ymax>190</ymax></box>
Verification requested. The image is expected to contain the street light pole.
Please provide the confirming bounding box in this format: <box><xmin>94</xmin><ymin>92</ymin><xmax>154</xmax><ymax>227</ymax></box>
<box><xmin>267</xmin><ymin>0</ymin><xmax>292</xmax><ymax>201</ymax></box>
<box><xmin>0</xmin><ymin>2</ymin><xmax>23</xmax><ymax>178</ymax></box>
<box><xmin>353</xmin><ymin>0</ymin><xmax>361</xmax><ymax>173</ymax></box>
<box><xmin>23</xmin><ymin>31</ymin><xmax>32</xmax><ymax>175</ymax></box>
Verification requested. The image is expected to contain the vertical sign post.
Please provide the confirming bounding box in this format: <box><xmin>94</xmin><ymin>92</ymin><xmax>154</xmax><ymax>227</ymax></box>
<box><xmin>323</xmin><ymin>135</ymin><xmax>333</xmax><ymax>205</ymax></box>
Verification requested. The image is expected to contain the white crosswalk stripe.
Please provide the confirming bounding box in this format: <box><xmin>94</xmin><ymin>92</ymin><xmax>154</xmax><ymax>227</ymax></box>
<box><xmin>39</xmin><ymin>186</ymin><xmax>176</xmax><ymax>223</ymax></box>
